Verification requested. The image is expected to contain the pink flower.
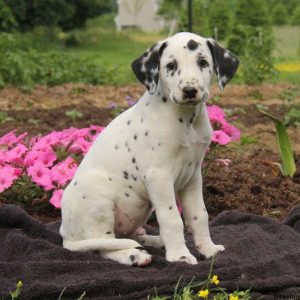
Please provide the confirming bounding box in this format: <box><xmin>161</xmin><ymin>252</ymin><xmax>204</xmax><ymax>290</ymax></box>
<box><xmin>24</xmin><ymin>149</ymin><xmax>57</xmax><ymax>167</ymax></box>
<box><xmin>207</xmin><ymin>105</ymin><xmax>226</xmax><ymax>122</ymax></box>
<box><xmin>211</xmin><ymin>130</ymin><xmax>231</xmax><ymax>145</ymax></box>
<box><xmin>4</xmin><ymin>144</ymin><xmax>28</xmax><ymax>165</ymax></box>
<box><xmin>0</xmin><ymin>165</ymin><xmax>20</xmax><ymax>193</ymax></box>
<box><xmin>50</xmin><ymin>189</ymin><xmax>64</xmax><ymax>208</ymax></box>
<box><xmin>69</xmin><ymin>137</ymin><xmax>91</xmax><ymax>154</ymax></box>
<box><xmin>0</xmin><ymin>131</ymin><xmax>27</xmax><ymax>147</ymax></box>
<box><xmin>27</xmin><ymin>161</ymin><xmax>54</xmax><ymax>190</ymax></box>
<box><xmin>51</xmin><ymin>157</ymin><xmax>77</xmax><ymax>186</ymax></box>
<box><xmin>215</xmin><ymin>158</ymin><xmax>231</xmax><ymax>167</ymax></box>
<box><xmin>222</xmin><ymin>122</ymin><xmax>241</xmax><ymax>141</ymax></box>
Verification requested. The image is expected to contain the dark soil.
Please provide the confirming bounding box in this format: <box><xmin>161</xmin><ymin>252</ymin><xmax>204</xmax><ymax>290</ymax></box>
<box><xmin>0</xmin><ymin>83</ymin><xmax>299</xmax><ymax>222</ymax></box>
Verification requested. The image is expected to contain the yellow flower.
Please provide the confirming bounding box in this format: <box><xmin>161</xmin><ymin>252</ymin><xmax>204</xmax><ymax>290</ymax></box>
<box><xmin>17</xmin><ymin>281</ymin><xmax>23</xmax><ymax>288</ymax></box>
<box><xmin>210</xmin><ymin>275</ymin><xmax>220</xmax><ymax>285</ymax></box>
<box><xmin>198</xmin><ymin>289</ymin><xmax>209</xmax><ymax>298</ymax></box>
<box><xmin>229</xmin><ymin>294</ymin><xmax>239</xmax><ymax>300</ymax></box>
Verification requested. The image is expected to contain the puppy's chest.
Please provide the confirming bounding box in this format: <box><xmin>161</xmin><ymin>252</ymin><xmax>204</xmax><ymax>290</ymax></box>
<box><xmin>173</xmin><ymin>138</ymin><xmax>208</xmax><ymax>191</ymax></box>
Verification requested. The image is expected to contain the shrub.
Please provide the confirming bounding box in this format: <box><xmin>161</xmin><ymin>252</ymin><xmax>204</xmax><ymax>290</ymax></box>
<box><xmin>207</xmin><ymin>0</ymin><xmax>231</xmax><ymax>40</ymax></box>
<box><xmin>271</xmin><ymin>2</ymin><xmax>288</xmax><ymax>26</ymax></box>
<box><xmin>0</xmin><ymin>48</ymin><xmax>111</xmax><ymax>90</ymax></box>
<box><xmin>291</xmin><ymin>4</ymin><xmax>300</xmax><ymax>25</ymax></box>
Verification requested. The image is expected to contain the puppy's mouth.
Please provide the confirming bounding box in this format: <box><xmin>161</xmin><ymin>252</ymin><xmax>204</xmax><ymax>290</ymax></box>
<box><xmin>173</xmin><ymin>96</ymin><xmax>201</xmax><ymax>106</ymax></box>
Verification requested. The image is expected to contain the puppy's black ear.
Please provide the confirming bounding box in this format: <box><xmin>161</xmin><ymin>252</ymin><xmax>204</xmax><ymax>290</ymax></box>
<box><xmin>207</xmin><ymin>39</ymin><xmax>239</xmax><ymax>90</ymax></box>
<box><xmin>132</xmin><ymin>41</ymin><xmax>168</xmax><ymax>95</ymax></box>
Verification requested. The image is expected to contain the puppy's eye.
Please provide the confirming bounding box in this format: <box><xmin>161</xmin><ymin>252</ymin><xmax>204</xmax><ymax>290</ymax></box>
<box><xmin>198</xmin><ymin>59</ymin><xmax>209</xmax><ymax>68</ymax></box>
<box><xmin>166</xmin><ymin>62</ymin><xmax>176</xmax><ymax>71</ymax></box>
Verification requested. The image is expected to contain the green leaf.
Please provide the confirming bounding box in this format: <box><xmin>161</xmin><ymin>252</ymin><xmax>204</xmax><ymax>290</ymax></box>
<box><xmin>259</xmin><ymin>109</ymin><xmax>296</xmax><ymax>177</ymax></box>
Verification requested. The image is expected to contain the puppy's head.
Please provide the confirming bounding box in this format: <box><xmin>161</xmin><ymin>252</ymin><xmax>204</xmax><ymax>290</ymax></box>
<box><xmin>132</xmin><ymin>32</ymin><xmax>239</xmax><ymax>106</ymax></box>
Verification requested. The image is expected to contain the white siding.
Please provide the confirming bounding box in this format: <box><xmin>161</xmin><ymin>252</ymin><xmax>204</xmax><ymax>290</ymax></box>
<box><xmin>115</xmin><ymin>0</ymin><xmax>164</xmax><ymax>32</ymax></box>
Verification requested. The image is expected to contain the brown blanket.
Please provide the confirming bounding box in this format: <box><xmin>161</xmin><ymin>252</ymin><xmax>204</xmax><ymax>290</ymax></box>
<box><xmin>0</xmin><ymin>204</ymin><xmax>300</xmax><ymax>300</ymax></box>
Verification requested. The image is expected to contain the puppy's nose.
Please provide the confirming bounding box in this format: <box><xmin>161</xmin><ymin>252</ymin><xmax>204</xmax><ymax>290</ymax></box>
<box><xmin>183</xmin><ymin>86</ymin><xmax>197</xmax><ymax>99</ymax></box>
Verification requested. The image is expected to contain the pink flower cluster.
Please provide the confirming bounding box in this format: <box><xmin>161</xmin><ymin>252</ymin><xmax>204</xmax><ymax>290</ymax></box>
<box><xmin>207</xmin><ymin>105</ymin><xmax>240</xmax><ymax>145</ymax></box>
<box><xmin>0</xmin><ymin>105</ymin><xmax>240</xmax><ymax>209</ymax></box>
<box><xmin>0</xmin><ymin>126</ymin><xmax>104</xmax><ymax>208</ymax></box>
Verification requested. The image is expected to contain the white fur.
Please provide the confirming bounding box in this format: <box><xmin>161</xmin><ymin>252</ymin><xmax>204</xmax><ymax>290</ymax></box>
<box><xmin>60</xmin><ymin>32</ymin><xmax>225</xmax><ymax>266</ymax></box>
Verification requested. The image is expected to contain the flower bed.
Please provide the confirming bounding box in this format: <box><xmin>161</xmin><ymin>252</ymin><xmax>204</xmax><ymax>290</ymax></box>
<box><xmin>0</xmin><ymin>105</ymin><xmax>240</xmax><ymax>209</ymax></box>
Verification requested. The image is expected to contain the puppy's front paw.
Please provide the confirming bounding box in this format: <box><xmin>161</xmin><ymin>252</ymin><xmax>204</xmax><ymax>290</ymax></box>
<box><xmin>166</xmin><ymin>249</ymin><xmax>197</xmax><ymax>265</ymax></box>
<box><xmin>198</xmin><ymin>243</ymin><xmax>225</xmax><ymax>259</ymax></box>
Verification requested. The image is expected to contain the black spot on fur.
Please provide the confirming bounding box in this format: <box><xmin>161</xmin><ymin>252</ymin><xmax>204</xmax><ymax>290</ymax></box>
<box><xmin>130</xmin><ymin>255</ymin><xmax>135</xmax><ymax>262</ymax></box>
<box><xmin>114</xmin><ymin>145</ymin><xmax>119</xmax><ymax>150</ymax></box>
<box><xmin>135</xmin><ymin>246</ymin><xmax>144</xmax><ymax>250</ymax></box>
<box><xmin>141</xmin><ymin>118</ymin><xmax>143</xmax><ymax>123</ymax></box>
<box><xmin>132</xmin><ymin>157</ymin><xmax>136</xmax><ymax>163</ymax></box>
<box><xmin>178</xmin><ymin>69</ymin><xmax>181</xmax><ymax>75</ymax></box>
<box><xmin>74</xmin><ymin>181</ymin><xmax>77</xmax><ymax>186</ymax></box>
<box><xmin>180</xmin><ymin>256</ymin><xmax>187</xmax><ymax>259</ymax></box>
<box><xmin>127</xmin><ymin>120</ymin><xmax>131</xmax><ymax>125</ymax></box>
<box><xmin>145</xmin><ymin>102</ymin><xmax>149</xmax><ymax>107</ymax></box>
<box><xmin>145</xmin><ymin>130</ymin><xmax>149</xmax><ymax>136</ymax></box>
<box><xmin>169</xmin><ymin>206</ymin><xmax>173</xmax><ymax>210</ymax></box>
<box><xmin>109</xmin><ymin>178</ymin><xmax>112</xmax><ymax>181</ymax></box>
<box><xmin>194</xmin><ymin>216</ymin><xmax>198</xmax><ymax>220</ymax></box>
<box><xmin>132</xmin><ymin>175</ymin><xmax>137</xmax><ymax>181</ymax></box>
<box><xmin>158</xmin><ymin>142</ymin><xmax>161</xmax><ymax>146</ymax></box>
<box><xmin>125</xmin><ymin>192</ymin><xmax>130</xmax><ymax>197</ymax></box>
<box><xmin>123</xmin><ymin>171</ymin><xmax>129</xmax><ymax>180</ymax></box>
<box><xmin>82</xmin><ymin>195</ymin><xmax>86</xmax><ymax>199</ymax></box>
<box><xmin>134</xmin><ymin>134</ymin><xmax>138</xmax><ymax>140</ymax></box>
<box><xmin>187</xmin><ymin>39</ymin><xmax>199</xmax><ymax>51</ymax></box>
<box><xmin>106</xmin><ymin>231</ymin><xmax>112</xmax><ymax>235</ymax></box>
<box><xmin>136</xmin><ymin>166</ymin><xmax>139</xmax><ymax>171</ymax></box>
<box><xmin>189</xmin><ymin>162</ymin><xmax>192</xmax><ymax>167</ymax></box>
<box><xmin>179</xmin><ymin>118</ymin><xmax>183</xmax><ymax>123</ymax></box>
<box><xmin>162</xmin><ymin>97</ymin><xmax>167</xmax><ymax>102</ymax></box>
<box><xmin>129</xmin><ymin>185</ymin><xmax>133</xmax><ymax>189</ymax></box>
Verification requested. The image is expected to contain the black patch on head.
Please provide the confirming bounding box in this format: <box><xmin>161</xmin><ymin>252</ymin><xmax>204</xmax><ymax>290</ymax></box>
<box><xmin>123</xmin><ymin>171</ymin><xmax>129</xmax><ymax>180</ymax></box>
<box><xmin>131</xmin><ymin>41</ymin><xmax>168</xmax><ymax>94</ymax></box>
<box><xmin>207</xmin><ymin>39</ymin><xmax>239</xmax><ymax>89</ymax></box>
<box><xmin>187</xmin><ymin>39</ymin><xmax>199</xmax><ymax>51</ymax></box>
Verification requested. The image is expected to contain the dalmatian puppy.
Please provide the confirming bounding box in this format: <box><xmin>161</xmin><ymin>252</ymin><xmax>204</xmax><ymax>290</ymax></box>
<box><xmin>60</xmin><ymin>32</ymin><xmax>239</xmax><ymax>266</ymax></box>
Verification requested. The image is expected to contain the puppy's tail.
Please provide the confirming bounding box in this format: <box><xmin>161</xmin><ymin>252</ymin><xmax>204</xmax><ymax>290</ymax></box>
<box><xmin>63</xmin><ymin>238</ymin><xmax>141</xmax><ymax>252</ymax></box>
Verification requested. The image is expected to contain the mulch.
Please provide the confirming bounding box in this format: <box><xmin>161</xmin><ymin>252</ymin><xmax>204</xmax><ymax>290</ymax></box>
<box><xmin>0</xmin><ymin>204</ymin><xmax>300</xmax><ymax>300</ymax></box>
